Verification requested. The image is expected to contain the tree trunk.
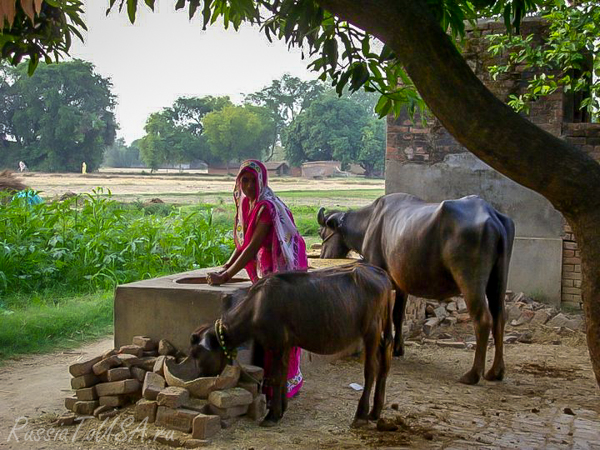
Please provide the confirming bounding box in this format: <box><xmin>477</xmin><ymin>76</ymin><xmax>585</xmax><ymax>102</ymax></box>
<box><xmin>318</xmin><ymin>0</ymin><xmax>600</xmax><ymax>387</ymax></box>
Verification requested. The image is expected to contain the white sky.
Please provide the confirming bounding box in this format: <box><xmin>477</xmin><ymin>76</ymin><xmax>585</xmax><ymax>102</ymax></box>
<box><xmin>70</xmin><ymin>1</ymin><xmax>316</xmax><ymax>144</ymax></box>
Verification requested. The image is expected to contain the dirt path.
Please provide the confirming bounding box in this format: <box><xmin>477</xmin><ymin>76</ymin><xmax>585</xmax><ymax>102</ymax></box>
<box><xmin>1</xmin><ymin>336</ymin><xmax>598</xmax><ymax>449</ymax></box>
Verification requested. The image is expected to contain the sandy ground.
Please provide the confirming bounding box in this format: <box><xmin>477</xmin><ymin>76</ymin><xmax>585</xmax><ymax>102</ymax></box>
<box><xmin>1</xmin><ymin>329</ymin><xmax>598</xmax><ymax>450</ymax></box>
<box><xmin>18</xmin><ymin>172</ymin><xmax>383</xmax><ymax>206</ymax></box>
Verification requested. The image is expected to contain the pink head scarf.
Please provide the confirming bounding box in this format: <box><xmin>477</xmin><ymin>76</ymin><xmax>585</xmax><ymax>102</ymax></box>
<box><xmin>233</xmin><ymin>160</ymin><xmax>308</xmax><ymax>281</ymax></box>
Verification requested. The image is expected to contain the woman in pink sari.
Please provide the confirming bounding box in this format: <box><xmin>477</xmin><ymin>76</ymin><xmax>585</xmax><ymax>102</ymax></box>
<box><xmin>206</xmin><ymin>159</ymin><xmax>308</xmax><ymax>399</ymax></box>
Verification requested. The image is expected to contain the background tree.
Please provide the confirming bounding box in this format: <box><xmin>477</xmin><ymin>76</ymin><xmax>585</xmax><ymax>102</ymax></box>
<box><xmin>245</xmin><ymin>74</ymin><xmax>325</xmax><ymax>160</ymax></box>
<box><xmin>358</xmin><ymin>118</ymin><xmax>385</xmax><ymax>177</ymax></box>
<box><xmin>283</xmin><ymin>93</ymin><xmax>382</xmax><ymax>173</ymax></box>
<box><xmin>0</xmin><ymin>59</ymin><xmax>116</xmax><ymax>172</ymax></box>
<box><xmin>202</xmin><ymin>104</ymin><xmax>276</xmax><ymax>166</ymax></box>
<box><xmin>103</xmin><ymin>137</ymin><xmax>142</xmax><ymax>168</ymax></box>
<box><xmin>138</xmin><ymin>95</ymin><xmax>231</xmax><ymax>170</ymax></box>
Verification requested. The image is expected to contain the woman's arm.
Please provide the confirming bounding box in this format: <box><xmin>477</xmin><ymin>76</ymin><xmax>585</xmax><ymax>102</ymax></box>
<box><xmin>207</xmin><ymin>208</ymin><xmax>271</xmax><ymax>285</ymax></box>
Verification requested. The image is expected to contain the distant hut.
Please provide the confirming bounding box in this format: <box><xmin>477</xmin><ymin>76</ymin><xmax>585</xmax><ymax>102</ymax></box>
<box><xmin>264</xmin><ymin>161</ymin><xmax>290</xmax><ymax>177</ymax></box>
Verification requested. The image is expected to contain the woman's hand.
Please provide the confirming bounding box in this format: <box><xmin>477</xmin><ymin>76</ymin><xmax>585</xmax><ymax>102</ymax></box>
<box><xmin>207</xmin><ymin>271</ymin><xmax>229</xmax><ymax>286</ymax></box>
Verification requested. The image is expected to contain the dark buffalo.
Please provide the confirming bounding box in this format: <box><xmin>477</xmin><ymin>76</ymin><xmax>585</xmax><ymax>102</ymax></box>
<box><xmin>190</xmin><ymin>263</ymin><xmax>394</xmax><ymax>427</ymax></box>
<box><xmin>318</xmin><ymin>193</ymin><xmax>515</xmax><ymax>385</ymax></box>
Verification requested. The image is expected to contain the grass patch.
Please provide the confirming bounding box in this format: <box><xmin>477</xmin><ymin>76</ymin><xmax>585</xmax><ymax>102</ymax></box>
<box><xmin>0</xmin><ymin>291</ymin><xmax>113</xmax><ymax>362</ymax></box>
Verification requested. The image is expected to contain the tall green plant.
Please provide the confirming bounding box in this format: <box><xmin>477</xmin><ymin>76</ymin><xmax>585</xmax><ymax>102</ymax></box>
<box><xmin>0</xmin><ymin>190</ymin><xmax>234</xmax><ymax>295</ymax></box>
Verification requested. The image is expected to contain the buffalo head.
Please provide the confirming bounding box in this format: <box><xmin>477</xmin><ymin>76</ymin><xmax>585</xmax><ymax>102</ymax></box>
<box><xmin>317</xmin><ymin>207</ymin><xmax>350</xmax><ymax>259</ymax></box>
<box><xmin>189</xmin><ymin>324</ymin><xmax>227</xmax><ymax>376</ymax></box>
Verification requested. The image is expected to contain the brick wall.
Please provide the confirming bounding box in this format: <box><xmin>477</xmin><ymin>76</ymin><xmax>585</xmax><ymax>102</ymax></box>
<box><xmin>559</xmin><ymin>123</ymin><xmax>600</xmax><ymax>306</ymax></box>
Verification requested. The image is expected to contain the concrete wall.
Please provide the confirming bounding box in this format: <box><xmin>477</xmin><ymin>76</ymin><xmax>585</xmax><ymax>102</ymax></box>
<box><xmin>385</xmin><ymin>154</ymin><xmax>565</xmax><ymax>305</ymax></box>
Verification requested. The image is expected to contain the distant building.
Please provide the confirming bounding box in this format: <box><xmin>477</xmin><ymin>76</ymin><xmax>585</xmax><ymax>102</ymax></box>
<box><xmin>301</xmin><ymin>161</ymin><xmax>341</xmax><ymax>178</ymax></box>
<box><xmin>264</xmin><ymin>161</ymin><xmax>290</xmax><ymax>177</ymax></box>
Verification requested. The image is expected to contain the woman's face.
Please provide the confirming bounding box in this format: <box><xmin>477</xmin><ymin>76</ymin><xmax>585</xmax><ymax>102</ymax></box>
<box><xmin>240</xmin><ymin>171</ymin><xmax>257</xmax><ymax>200</ymax></box>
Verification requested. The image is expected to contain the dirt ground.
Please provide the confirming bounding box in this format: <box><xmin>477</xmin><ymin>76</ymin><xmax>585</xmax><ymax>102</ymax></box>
<box><xmin>18</xmin><ymin>171</ymin><xmax>383</xmax><ymax>206</ymax></box>
<box><xmin>1</xmin><ymin>328</ymin><xmax>599</xmax><ymax>450</ymax></box>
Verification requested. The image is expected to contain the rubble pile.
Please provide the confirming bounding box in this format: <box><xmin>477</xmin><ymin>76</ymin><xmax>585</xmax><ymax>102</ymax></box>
<box><xmin>405</xmin><ymin>292</ymin><xmax>585</xmax><ymax>346</ymax></box>
<box><xmin>58</xmin><ymin>336</ymin><xmax>267</xmax><ymax>443</ymax></box>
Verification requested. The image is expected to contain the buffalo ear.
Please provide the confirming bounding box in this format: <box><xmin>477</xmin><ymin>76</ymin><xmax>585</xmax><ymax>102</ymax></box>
<box><xmin>317</xmin><ymin>207</ymin><xmax>326</xmax><ymax>226</ymax></box>
<box><xmin>190</xmin><ymin>333</ymin><xmax>201</xmax><ymax>346</ymax></box>
<box><xmin>326</xmin><ymin>213</ymin><xmax>341</xmax><ymax>230</ymax></box>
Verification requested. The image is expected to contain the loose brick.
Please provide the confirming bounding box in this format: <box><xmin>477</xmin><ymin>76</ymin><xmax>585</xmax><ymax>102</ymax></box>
<box><xmin>69</xmin><ymin>355</ymin><xmax>103</xmax><ymax>377</ymax></box>
<box><xmin>71</xmin><ymin>373</ymin><xmax>99</xmax><ymax>390</ymax></box>
<box><xmin>92</xmin><ymin>355</ymin><xmax>122</xmax><ymax>376</ymax></box>
<box><xmin>119</xmin><ymin>345</ymin><xmax>144</xmax><ymax>357</ymax></box>
<box><xmin>98</xmin><ymin>409</ymin><xmax>119</xmax><ymax>420</ymax></box>
<box><xmin>240</xmin><ymin>364</ymin><xmax>264</xmax><ymax>383</ymax></box>
<box><xmin>131</xmin><ymin>367</ymin><xmax>147</xmax><ymax>383</ymax></box>
<box><xmin>143</xmin><ymin>372</ymin><xmax>166</xmax><ymax>400</ymax></box>
<box><xmin>153</xmin><ymin>355</ymin><xmax>168</xmax><ymax>376</ymax></box>
<box><xmin>181</xmin><ymin>399</ymin><xmax>208</xmax><ymax>415</ymax></box>
<box><xmin>209</xmin><ymin>388</ymin><xmax>252</xmax><ymax>409</ymax></box>
<box><xmin>74</xmin><ymin>400</ymin><xmax>99</xmax><ymax>416</ymax></box>
<box><xmin>132</xmin><ymin>336</ymin><xmax>157</xmax><ymax>351</ymax></box>
<box><xmin>247</xmin><ymin>394</ymin><xmax>267</xmax><ymax>421</ymax></box>
<box><xmin>99</xmin><ymin>395</ymin><xmax>127</xmax><ymax>407</ymax></box>
<box><xmin>155</xmin><ymin>406</ymin><xmax>198</xmax><ymax>433</ymax></box>
<box><xmin>237</xmin><ymin>381</ymin><xmax>258</xmax><ymax>398</ymax></box>
<box><xmin>106</xmin><ymin>367</ymin><xmax>131</xmax><ymax>382</ymax></box>
<box><xmin>56</xmin><ymin>413</ymin><xmax>77</xmax><ymax>426</ymax></box>
<box><xmin>93</xmin><ymin>405</ymin><xmax>113</xmax><ymax>417</ymax></box>
<box><xmin>76</xmin><ymin>387</ymin><xmax>98</xmax><ymax>401</ymax></box>
<box><xmin>143</xmin><ymin>351</ymin><xmax>159</xmax><ymax>357</ymax></box>
<box><xmin>135</xmin><ymin>356</ymin><xmax>158</xmax><ymax>371</ymax></box>
<box><xmin>192</xmin><ymin>414</ymin><xmax>221</xmax><ymax>439</ymax></box>
<box><xmin>96</xmin><ymin>379</ymin><xmax>141</xmax><ymax>397</ymax></box>
<box><xmin>134</xmin><ymin>399</ymin><xmax>158</xmax><ymax>423</ymax></box>
<box><xmin>208</xmin><ymin>403</ymin><xmax>249</xmax><ymax>419</ymax></box>
<box><xmin>157</xmin><ymin>386</ymin><xmax>190</xmax><ymax>408</ymax></box>
<box><xmin>64</xmin><ymin>396</ymin><xmax>78</xmax><ymax>412</ymax></box>
<box><xmin>102</xmin><ymin>348</ymin><xmax>117</xmax><ymax>359</ymax></box>
<box><xmin>158</xmin><ymin>339</ymin><xmax>177</xmax><ymax>356</ymax></box>
<box><xmin>213</xmin><ymin>365</ymin><xmax>240</xmax><ymax>390</ymax></box>
<box><xmin>115</xmin><ymin>353</ymin><xmax>139</xmax><ymax>366</ymax></box>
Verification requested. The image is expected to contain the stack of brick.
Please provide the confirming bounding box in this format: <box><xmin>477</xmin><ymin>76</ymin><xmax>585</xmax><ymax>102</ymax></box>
<box><xmin>134</xmin><ymin>361</ymin><xmax>267</xmax><ymax>440</ymax></box>
<box><xmin>62</xmin><ymin>336</ymin><xmax>180</xmax><ymax>423</ymax></box>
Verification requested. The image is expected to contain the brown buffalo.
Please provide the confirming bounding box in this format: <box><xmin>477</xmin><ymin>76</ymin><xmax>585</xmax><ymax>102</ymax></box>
<box><xmin>190</xmin><ymin>262</ymin><xmax>394</xmax><ymax>427</ymax></box>
<box><xmin>318</xmin><ymin>193</ymin><xmax>515</xmax><ymax>385</ymax></box>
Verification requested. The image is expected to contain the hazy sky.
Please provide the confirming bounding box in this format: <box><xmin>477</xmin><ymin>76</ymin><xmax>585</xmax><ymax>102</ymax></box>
<box><xmin>70</xmin><ymin>1</ymin><xmax>315</xmax><ymax>144</ymax></box>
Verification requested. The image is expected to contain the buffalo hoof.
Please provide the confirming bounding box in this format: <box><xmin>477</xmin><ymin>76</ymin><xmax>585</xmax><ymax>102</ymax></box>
<box><xmin>351</xmin><ymin>418</ymin><xmax>369</xmax><ymax>429</ymax></box>
<box><xmin>484</xmin><ymin>366</ymin><xmax>505</xmax><ymax>382</ymax></box>
<box><xmin>392</xmin><ymin>345</ymin><xmax>404</xmax><ymax>357</ymax></box>
<box><xmin>459</xmin><ymin>370</ymin><xmax>481</xmax><ymax>385</ymax></box>
<box><xmin>368</xmin><ymin>411</ymin><xmax>380</xmax><ymax>421</ymax></box>
<box><xmin>260</xmin><ymin>418</ymin><xmax>279</xmax><ymax>427</ymax></box>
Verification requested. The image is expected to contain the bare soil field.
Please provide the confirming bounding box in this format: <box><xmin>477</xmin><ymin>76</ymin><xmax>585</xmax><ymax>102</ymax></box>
<box><xmin>1</xmin><ymin>327</ymin><xmax>598</xmax><ymax>450</ymax></box>
<box><xmin>19</xmin><ymin>171</ymin><xmax>384</xmax><ymax>207</ymax></box>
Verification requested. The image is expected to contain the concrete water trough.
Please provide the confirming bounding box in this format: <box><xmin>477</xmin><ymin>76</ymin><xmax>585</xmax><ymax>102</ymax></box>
<box><xmin>114</xmin><ymin>259</ymin><xmax>358</xmax><ymax>363</ymax></box>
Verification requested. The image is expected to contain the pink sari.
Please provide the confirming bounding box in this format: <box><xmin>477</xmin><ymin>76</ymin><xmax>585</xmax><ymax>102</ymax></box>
<box><xmin>233</xmin><ymin>160</ymin><xmax>307</xmax><ymax>399</ymax></box>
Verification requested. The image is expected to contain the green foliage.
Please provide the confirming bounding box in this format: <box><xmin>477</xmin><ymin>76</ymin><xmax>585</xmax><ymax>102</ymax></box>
<box><xmin>203</xmin><ymin>104</ymin><xmax>276</xmax><ymax>163</ymax></box>
<box><xmin>245</xmin><ymin>74</ymin><xmax>325</xmax><ymax>160</ymax></box>
<box><xmin>103</xmin><ymin>137</ymin><xmax>142</xmax><ymax>168</ymax></box>
<box><xmin>283</xmin><ymin>92</ymin><xmax>385</xmax><ymax>175</ymax></box>
<box><xmin>0</xmin><ymin>59</ymin><xmax>116</xmax><ymax>172</ymax></box>
<box><xmin>486</xmin><ymin>1</ymin><xmax>599</xmax><ymax>118</ymax></box>
<box><xmin>0</xmin><ymin>291</ymin><xmax>113</xmax><ymax>361</ymax></box>
<box><xmin>138</xmin><ymin>96</ymin><xmax>231</xmax><ymax>170</ymax></box>
<box><xmin>0</xmin><ymin>1</ymin><xmax>87</xmax><ymax>76</ymax></box>
<box><xmin>0</xmin><ymin>189</ymin><xmax>234</xmax><ymax>296</ymax></box>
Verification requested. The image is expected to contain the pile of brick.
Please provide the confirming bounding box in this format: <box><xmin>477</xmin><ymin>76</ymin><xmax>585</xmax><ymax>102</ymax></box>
<box><xmin>59</xmin><ymin>336</ymin><xmax>267</xmax><ymax>442</ymax></box>
<box><xmin>406</xmin><ymin>292</ymin><xmax>585</xmax><ymax>341</ymax></box>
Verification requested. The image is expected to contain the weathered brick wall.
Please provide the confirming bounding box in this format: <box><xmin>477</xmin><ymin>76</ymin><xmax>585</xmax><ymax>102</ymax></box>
<box><xmin>559</xmin><ymin>123</ymin><xmax>600</xmax><ymax>306</ymax></box>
